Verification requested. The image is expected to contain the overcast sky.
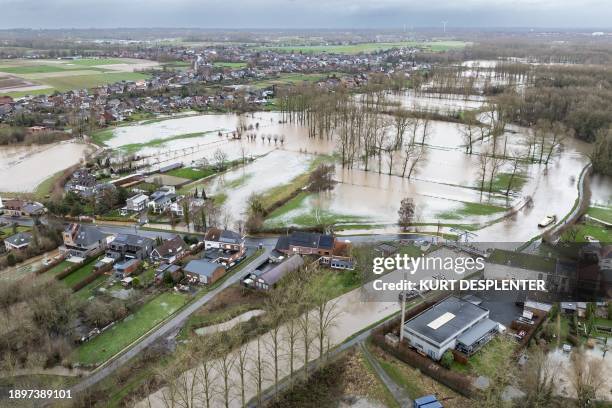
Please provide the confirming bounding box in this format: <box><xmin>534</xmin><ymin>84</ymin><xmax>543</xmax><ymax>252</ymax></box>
<box><xmin>0</xmin><ymin>0</ymin><xmax>610</xmax><ymax>29</ymax></box>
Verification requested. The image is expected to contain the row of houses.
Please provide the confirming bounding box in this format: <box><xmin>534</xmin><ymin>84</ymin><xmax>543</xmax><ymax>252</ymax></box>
<box><xmin>59</xmin><ymin>223</ymin><xmax>246</xmax><ymax>286</ymax></box>
<box><xmin>242</xmin><ymin>231</ymin><xmax>355</xmax><ymax>291</ymax></box>
<box><xmin>0</xmin><ymin>197</ymin><xmax>46</xmax><ymax>217</ymax></box>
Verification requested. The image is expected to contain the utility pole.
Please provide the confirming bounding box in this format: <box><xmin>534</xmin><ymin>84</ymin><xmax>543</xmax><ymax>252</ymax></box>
<box><xmin>399</xmin><ymin>268</ymin><xmax>408</xmax><ymax>342</ymax></box>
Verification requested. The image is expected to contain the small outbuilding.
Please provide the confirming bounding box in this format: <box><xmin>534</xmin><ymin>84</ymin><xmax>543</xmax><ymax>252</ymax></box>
<box><xmin>184</xmin><ymin>259</ymin><xmax>226</xmax><ymax>285</ymax></box>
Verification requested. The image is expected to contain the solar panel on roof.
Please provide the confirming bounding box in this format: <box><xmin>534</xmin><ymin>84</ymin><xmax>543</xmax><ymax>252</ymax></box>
<box><xmin>427</xmin><ymin>312</ymin><xmax>455</xmax><ymax>330</ymax></box>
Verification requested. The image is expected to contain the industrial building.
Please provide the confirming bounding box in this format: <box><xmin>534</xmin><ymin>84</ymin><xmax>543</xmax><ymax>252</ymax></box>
<box><xmin>403</xmin><ymin>296</ymin><xmax>499</xmax><ymax>360</ymax></box>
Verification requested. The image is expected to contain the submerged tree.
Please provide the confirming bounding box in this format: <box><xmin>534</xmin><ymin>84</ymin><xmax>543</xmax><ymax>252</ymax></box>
<box><xmin>398</xmin><ymin>197</ymin><xmax>416</xmax><ymax>230</ymax></box>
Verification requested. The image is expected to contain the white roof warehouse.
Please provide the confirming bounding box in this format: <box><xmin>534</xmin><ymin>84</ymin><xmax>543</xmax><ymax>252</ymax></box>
<box><xmin>402</xmin><ymin>296</ymin><xmax>500</xmax><ymax>360</ymax></box>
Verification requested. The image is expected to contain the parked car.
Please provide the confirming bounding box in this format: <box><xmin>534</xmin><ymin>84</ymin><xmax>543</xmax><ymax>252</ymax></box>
<box><xmin>538</xmin><ymin>215</ymin><xmax>556</xmax><ymax>227</ymax></box>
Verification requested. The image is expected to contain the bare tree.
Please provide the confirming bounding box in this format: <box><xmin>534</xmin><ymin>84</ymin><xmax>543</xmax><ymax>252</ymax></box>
<box><xmin>392</xmin><ymin>109</ymin><xmax>411</xmax><ymax>149</ymax></box>
<box><xmin>214</xmin><ymin>148</ymin><xmax>228</xmax><ymax>170</ymax></box>
<box><xmin>298</xmin><ymin>307</ymin><xmax>315</xmax><ymax>381</ymax></box>
<box><xmin>459</xmin><ymin>112</ymin><xmax>478</xmax><ymax>154</ymax></box>
<box><xmin>309</xmin><ymin>271</ymin><xmax>342</xmax><ymax>363</ymax></box>
<box><xmin>250</xmin><ymin>336</ymin><xmax>267</xmax><ymax>407</ymax></box>
<box><xmin>568</xmin><ymin>349</ymin><xmax>606</xmax><ymax>407</ymax></box>
<box><xmin>477</xmin><ymin>152</ymin><xmax>491</xmax><ymax>192</ymax></box>
<box><xmin>264</xmin><ymin>297</ymin><xmax>285</xmax><ymax>400</ymax></box>
<box><xmin>215</xmin><ymin>339</ymin><xmax>236</xmax><ymax>408</ymax></box>
<box><xmin>521</xmin><ymin>347</ymin><xmax>557</xmax><ymax>407</ymax></box>
<box><xmin>235</xmin><ymin>340</ymin><xmax>249</xmax><ymax>408</ymax></box>
<box><xmin>504</xmin><ymin>150</ymin><xmax>525</xmax><ymax>196</ymax></box>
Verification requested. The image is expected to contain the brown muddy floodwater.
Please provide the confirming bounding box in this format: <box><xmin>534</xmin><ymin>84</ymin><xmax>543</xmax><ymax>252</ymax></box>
<box><xmin>96</xmin><ymin>93</ymin><xmax>592</xmax><ymax>243</ymax></box>
<box><xmin>0</xmin><ymin>141</ymin><xmax>92</xmax><ymax>192</ymax></box>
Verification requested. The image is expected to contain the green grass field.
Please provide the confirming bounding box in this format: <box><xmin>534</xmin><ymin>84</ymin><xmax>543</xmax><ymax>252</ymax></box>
<box><xmin>74</xmin><ymin>274</ymin><xmax>107</xmax><ymax>300</ymax></box>
<box><xmin>252</xmin><ymin>72</ymin><xmax>333</xmax><ymax>89</ymax></box>
<box><xmin>436</xmin><ymin>201</ymin><xmax>507</xmax><ymax>220</ymax></box>
<box><xmin>450</xmin><ymin>336</ymin><xmax>516</xmax><ymax>377</ymax></box>
<box><xmin>64</xmin><ymin>58</ymin><xmax>128</xmax><ymax>66</ymax></box>
<box><xmin>587</xmin><ymin>205</ymin><xmax>612</xmax><ymax>224</ymax></box>
<box><xmin>60</xmin><ymin>260</ymin><xmax>97</xmax><ymax>288</ymax></box>
<box><xmin>41</xmin><ymin>72</ymin><xmax>149</xmax><ymax>91</ymax></box>
<box><xmin>0</xmin><ymin>58</ymin><xmax>152</xmax><ymax>97</ymax></box>
<box><xmin>73</xmin><ymin>292</ymin><xmax>188</xmax><ymax>365</ymax></box>
<box><xmin>0</xmin><ymin>65</ymin><xmax>91</xmax><ymax>74</ymax></box>
<box><xmin>213</xmin><ymin>61</ymin><xmax>247</xmax><ymax>68</ymax></box>
<box><xmin>0</xmin><ymin>225</ymin><xmax>30</xmax><ymax>237</ymax></box>
<box><xmin>565</xmin><ymin>222</ymin><xmax>612</xmax><ymax>243</ymax></box>
<box><xmin>46</xmin><ymin>260</ymin><xmax>73</xmax><ymax>275</ymax></box>
<box><xmin>255</xmin><ymin>41</ymin><xmax>469</xmax><ymax>54</ymax></box>
<box><xmin>167</xmin><ymin>167</ymin><xmax>216</xmax><ymax>181</ymax></box>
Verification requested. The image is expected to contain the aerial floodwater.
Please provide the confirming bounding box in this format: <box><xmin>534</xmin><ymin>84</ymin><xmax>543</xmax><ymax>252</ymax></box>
<box><xmin>0</xmin><ymin>141</ymin><xmax>92</xmax><ymax>192</ymax></box>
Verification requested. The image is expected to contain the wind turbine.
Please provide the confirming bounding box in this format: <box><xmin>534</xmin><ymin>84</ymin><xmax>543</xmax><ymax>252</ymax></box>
<box><xmin>441</xmin><ymin>20</ymin><xmax>448</xmax><ymax>34</ymax></box>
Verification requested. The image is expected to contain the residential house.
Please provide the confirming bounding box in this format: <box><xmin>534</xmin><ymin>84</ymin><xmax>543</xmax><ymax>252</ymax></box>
<box><xmin>484</xmin><ymin>249</ymin><xmax>576</xmax><ymax>293</ymax></box>
<box><xmin>106</xmin><ymin>234</ymin><xmax>155</xmax><ymax>261</ymax></box>
<box><xmin>205</xmin><ymin>228</ymin><xmax>245</xmax><ymax>252</ymax></box>
<box><xmin>155</xmin><ymin>263</ymin><xmax>183</xmax><ymax>284</ymax></box>
<box><xmin>113</xmin><ymin>258</ymin><xmax>141</xmax><ymax>279</ymax></box>
<box><xmin>184</xmin><ymin>259</ymin><xmax>226</xmax><ymax>284</ymax></box>
<box><xmin>60</xmin><ymin>223</ymin><xmax>107</xmax><ymax>258</ymax></box>
<box><xmin>1</xmin><ymin>199</ymin><xmax>46</xmax><ymax>217</ymax></box>
<box><xmin>150</xmin><ymin>235</ymin><xmax>187</xmax><ymax>264</ymax></box>
<box><xmin>147</xmin><ymin>187</ymin><xmax>177</xmax><ymax>213</ymax></box>
<box><xmin>126</xmin><ymin>193</ymin><xmax>149</xmax><ymax>212</ymax></box>
<box><xmin>4</xmin><ymin>232</ymin><xmax>33</xmax><ymax>251</ymax></box>
<box><xmin>65</xmin><ymin>168</ymin><xmax>116</xmax><ymax>199</ymax></box>
<box><xmin>203</xmin><ymin>228</ymin><xmax>246</xmax><ymax>264</ymax></box>
<box><xmin>275</xmin><ymin>231</ymin><xmax>335</xmax><ymax>256</ymax></box>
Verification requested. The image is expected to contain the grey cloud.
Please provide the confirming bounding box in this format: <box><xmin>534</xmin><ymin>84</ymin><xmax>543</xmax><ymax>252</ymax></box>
<box><xmin>0</xmin><ymin>0</ymin><xmax>610</xmax><ymax>29</ymax></box>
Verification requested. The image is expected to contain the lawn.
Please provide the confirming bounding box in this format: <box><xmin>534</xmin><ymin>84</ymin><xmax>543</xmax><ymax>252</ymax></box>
<box><xmin>564</xmin><ymin>222</ymin><xmax>612</xmax><ymax>243</ymax></box>
<box><xmin>213</xmin><ymin>61</ymin><xmax>247</xmax><ymax>68</ymax></box>
<box><xmin>90</xmin><ymin>128</ymin><xmax>115</xmax><ymax>145</ymax></box>
<box><xmin>167</xmin><ymin>166</ymin><xmax>216</xmax><ymax>181</ymax></box>
<box><xmin>316</xmin><ymin>268</ymin><xmax>361</xmax><ymax>298</ymax></box>
<box><xmin>587</xmin><ymin>206</ymin><xmax>612</xmax><ymax>224</ymax></box>
<box><xmin>74</xmin><ymin>274</ymin><xmax>107</xmax><ymax>300</ymax></box>
<box><xmin>486</xmin><ymin>172</ymin><xmax>528</xmax><ymax>194</ymax></box>
<box><xmin>376</xmin><ymin>358</ymin><xmax>424</xmax><ymax>399</ymax></box>
<box><xmin>0</xmin><ymin>225</ymin><xmax>30</xmax><ymax>237</ymax></box>
<box><xmin>73</xmin><ymin>292</ymin><xmax>188</xmax><ymax>365</ymax></box>
<box><xmin>0</xmin><ymin>65</ymin><xmax>88</xmax><ymax>75</ymax></box>
<box><xmin>60</xmin><ymin>259</ymin><xmax>98</xmax><ymax>288</ymax></box>
<box><xmin>436</xmin><ymin>201</ymin><xmax>507</xmax><ymax>220</ymax></box>
<box><xmin>66</xmin><ymin>58</ymin><xmax>128</xmax><ymax>66</ymax></box>
<box><xmin>45</xmin><ymin>260</ymin><xmax>73</xmax><ymax>276</ymax></box>
<box><xmin>450</xmin><ymin>336</ymin><xmax>516</xmax><ymax>378</ymax></box>
<box><xmin>41</xmin><ymin>72</ymin><xmax>149</xmax><ymax>91</ymax></box>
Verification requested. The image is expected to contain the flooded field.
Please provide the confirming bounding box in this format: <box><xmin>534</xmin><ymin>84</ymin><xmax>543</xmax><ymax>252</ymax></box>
<box><xmin>0</xmin><ymin>141</ymin><xmax>93</xmax><ymax>193</ymax></box>
<box><xmin>75</xmin><ymin>91</ymin><xmax>593</xmax><ymax>241</ymax></box>
<box><xmin>385</xmin><ymin>90</ymin><xmax>486</xmax><ymax>113</ymax></box>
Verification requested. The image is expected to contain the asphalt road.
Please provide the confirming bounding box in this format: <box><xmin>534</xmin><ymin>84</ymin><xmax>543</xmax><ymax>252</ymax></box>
<box><xmin>71</xmin><ymin>247</ymin><xmax>271</xmax><ymax>394</ymax></box>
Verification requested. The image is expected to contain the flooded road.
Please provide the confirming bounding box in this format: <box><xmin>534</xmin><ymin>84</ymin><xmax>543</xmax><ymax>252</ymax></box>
<box><xmin>0</xmin><ymin>141</ymin><xmax>92</xmax><ymax>192</ymax></box>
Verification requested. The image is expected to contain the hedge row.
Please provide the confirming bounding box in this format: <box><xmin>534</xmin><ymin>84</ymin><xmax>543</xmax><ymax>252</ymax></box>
<box><xmin>55</xmin><ymin>249</ymin><xmax>105</xmax><ymax>281</ymax></box>
<box><xmin>72</xmin><ymin>262</ymin><xmax>112</xmax><ymax>292</ymax></box>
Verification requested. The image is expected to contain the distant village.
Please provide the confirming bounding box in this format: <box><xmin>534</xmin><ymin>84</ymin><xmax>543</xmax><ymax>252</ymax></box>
<box><xmin>0</xmin><ymin>45</ymin><xmax>429</xmax><ymax>129</ymax></box>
